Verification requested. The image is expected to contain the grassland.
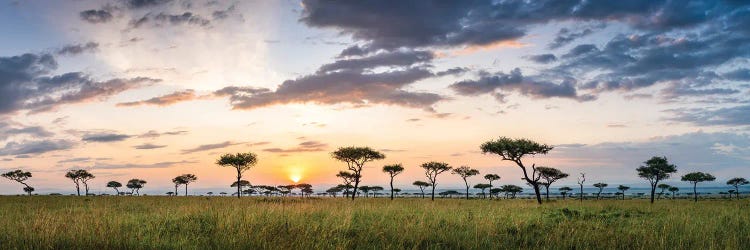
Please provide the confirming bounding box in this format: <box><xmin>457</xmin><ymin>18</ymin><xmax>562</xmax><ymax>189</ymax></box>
<box><xmin>0</xmin><ymin>196</ymin><xmax>748</xmax><ymax>249</ymax></box>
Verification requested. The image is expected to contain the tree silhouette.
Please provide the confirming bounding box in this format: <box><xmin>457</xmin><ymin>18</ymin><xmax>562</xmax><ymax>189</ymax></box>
<box><xmin>681</xmin><ymin>172</ymin><xmax>716</xmax><ymax>202</ymax></box>
<box><xmin>393</xmin><ymin>188</ymin><xmax>401</xmax><ymax>196</ymax></box>
<box><xmin>219</xmin><ymin>192</ymin><xmax>227</xmax><ymax>196</ymax></box>
<box><xmin>335</xmin><ymin>171</ymin><xmax>357</xmax><ymax>198</ymax></box>
<box><xmin>617</xmin><ymin>185</ymin><xmax>630</xmax><ymax>200</ymax></box>
<box><xmin>179</xmin><ymin>174</ymin><xmax>197</xmax><ymax>196</ymax></box>
<box><xmin>231</xmin><ymin>180</ymin><xmax>251</xmax><ymax>196</ymax></box>
<box><xmin>668</xmin><ymin>186</ymin><xmax>679</xmax><ymax>199</ymax></box>
<box><xmin>412</xmin><ymin>181</ymin><xmax>431</xmax><ymax>198</ymax></box>
<box><xmin>207</xmin><ymin>192</ymin><xmax>213</xmax><ymax>196</ymax></box>
<box><xmin>65</xmin><ymin>169</ymin><xmax>94</xmax><ymax>196</ymax></box>
<box><xmin>296</xmin><ymin>183</ymin><xmax>313</xmax><ymax>197</ymax></box>
<box><xmin>500</xmin><ymin>185</ymin><xmax>522</xmax><ymax>199</ymax></box>
<box><xmin>106</xmin><ymin>181</ymin><xmax>122</xmax><ymax>195</ymax></box>
<box><xmin>331</xmin><ymin>147</ymin><xmax>385</xmax><ymax>200</ymax></box>
<box><xmin>726</xmin><ymin>177</ymin><xmax>748</xmax><ymax>200</ymax></box>
<box><xmin>480</xmin><ymin>137</ymin><xmax>553</xmax><ymax>204</ymax></box>
<box><xmin>452</xmin><ymin>166</ymin><xmax>480</xmax><ymax>199</ymax></box>
<box><xmin>593</xmin><ymin>182</ymin><xmax>608</xmax><ymax>200</ymax></box>
<box><xmin>382</xmin><ymin>164</ymin><xmax>404</xmax><ymax>200</ymax></box>
<box><xmin>359</xmin><ymin>186</ymin><xmax>371</xmax><ymax>198</ymax></box>
<box><xmin>636</xmin><ymin>156</ymin><xmax>678</xmax><ymax>203</ymax></box>
<box><xmin>172</xmin><ymin>176</ymin><xmax>185</xmax><ymax>196</ymax></box>
<box><xmin>559</xmin><ymin>186</ymin><xmax>573</xmax><ymax>200</ymax></box>
<box><xmin>577</xmin><ymin>173</ymin><xmax>586</xmax><ymax>202</ymax></box>
<box><xmin>537</xmin><ymin>167</ymin><xmax>569</xmax><ymax>201</ymax></box>
<box><xmin>166</xmin><ymin>191</ymin><xmax>175</xmax><ymax>196</ymax></box>
<box><xmin>1</xmin><ymin>170</ymin><xmax>33</xmax><ymax>196</ymax></box>
<box><xmin>326</xmin><ymin>186</ymin><xmax>343</xmax><ymax>197</ymax></box>
<box><xmin>126</xmin><ymin>179</ymin><xmax>147</xmax><ymax>195</ymax></box>
<box><xmin>216</xmin><ymin>152</ymin><xmax>258</xmax><ymax>198</ymax></box>
<box><xmin>421</xmin><ymin>161</ymin><xmax>452</xmax><ymax>201</ymax></box>
<box><xmin>484</xmin><ymin>174</ymin><xmax>501</xmax><ymax>199</ymax></box>
<box><xmin>369</xmin><ymin>186</ymin><xmax>384</xmax><ymax>197</ymax></box>
<box><xmin>490</xmin><ymin>188</ymin><xmax>502</xmax><ymax>198</ymax></box>
<box><xmin>474</xmin><ymin>183</ymin><xmax>492</xmax><ymax>198</ymax></box>
<box><xmin>727</xmin><ymin>190</ymin><xmax>736</xmax><ymax>199</ymax></box>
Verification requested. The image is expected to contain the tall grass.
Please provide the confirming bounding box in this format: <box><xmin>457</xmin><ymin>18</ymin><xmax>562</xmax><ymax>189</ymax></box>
<box><xmin>0</xmin><ymin>196</ymin><xmax>747</xmax><ymax>249</ymax></box>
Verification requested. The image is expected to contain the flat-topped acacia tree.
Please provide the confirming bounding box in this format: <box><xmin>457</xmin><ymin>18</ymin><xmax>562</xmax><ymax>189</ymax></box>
<box><xmin>537</xmin><ymin>167</ymin><xmax>568</xmax><ymax>201</ymax></box>
<box><xmin>451</xmin><ymin>166</ymin><xmax>479</xmax><ymax>199</ymax></box>
<box><xmin>593</xmin><ymin>182</ymin><xmax>608</xmax><ymax>200</ymax></box>
<box><xmin>480</xmin><ymin>137</ymin><xmax>553</xmax><ymax>204</ymax></box>
<box><xmin>668</xmin><ymin>186</ymin><xmax>679</xmax><ymax>199</ymax></box>
<box><xmin>681</xmin><ymin>172</ymin><xmax>716</xmax><ymax>202</ymax></box>
<box><xmin>179</xmin><ymin>174</ymin><xmax>198</xmax><ymax>196</ymax></box>
<box><xmin>726</xmin><ymin>177</ymin><xmax>748</xmax><ymax>200</ymax></box>
<box><xmin>65</xmin><ymin>169</ymin><xmax>94</xmax><ymax>196</ymax></box>
<box><xmin>217</xmin><ymin>152</ymin><xmax>258</xmax><ymax>198</ymax></box>
<box><xmin>1</xmin><ymin>170</ymin><xmax>33</xmax><ymax>196</ymax></box>
<box><xmin>106</xmin><ymin>181</ymin><xmax>122</xmax><ymax>195</ymax></box>
<box><xmin>172</xmin><ymin>176</ymin><xmax>185</xmax><ymax>196</ymax></box>
<box><xmin>336</xmin><ymin>171</ymin><xmax>356</xmax><ymax>198</ymax></box>
<box><xmin>331</xmin><ymin>147</ymin><xmax>385</xmax><ymax>200</ymax></box>
<box><xmin>559</xmin><ymin>186</ymin><xmax>573</xmax><ymax>199</ymax></box>
<box><xmin>413</xmin><ymin>181</ymin><xmax>431</xmax><ymax>198</ymax></box>
<box><xmin>474</xmin><ymin>183</ymin><xmax>492</xmax><ymax>198</ymax></box>
<box><xmin>617</xmin><ymin>185</ymin><xmax>630</xmax><ymax>200</ymax></box>
<box><xmin>382</xmin><ymin>164</ymin><xmax>404</xmax><ymax>200</ymax></box>
<box><xmin>636</xmin><ymin>156</ymin><xmax>677</xmax><ymax>203</ymax></box>
<box><xmin>484</xmin><ymin>174</ymin><xmax>500</xmax><ymax>199</ymax></box>
<box><xmin>421</xmin><ymin>161</ymin><xmax>452</xmax><ymax>201</ymax></box>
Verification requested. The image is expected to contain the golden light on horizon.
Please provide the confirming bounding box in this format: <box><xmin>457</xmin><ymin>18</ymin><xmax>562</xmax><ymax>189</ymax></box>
<box><xmin>290</xmin><ymin>174</ymin><xmax>301</xmax><ymax>183</ymax></box>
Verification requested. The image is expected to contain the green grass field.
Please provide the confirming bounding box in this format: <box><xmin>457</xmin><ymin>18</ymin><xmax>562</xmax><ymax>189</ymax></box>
<box><xmin>0</xmin><ymin>196</ymin><xmax>748</xmax><ymax>249</ymax></box>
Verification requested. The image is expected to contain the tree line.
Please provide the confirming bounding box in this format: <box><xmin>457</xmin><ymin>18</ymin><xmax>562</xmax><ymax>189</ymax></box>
<box><xmin>2</xmin><ymin>137</ymin><xmax>749</xmax><ymax>202</ymax></box>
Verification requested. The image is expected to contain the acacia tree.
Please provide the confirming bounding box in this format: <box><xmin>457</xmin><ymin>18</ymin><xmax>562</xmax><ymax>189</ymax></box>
<box><xmin>106</xmin><ymin>181</ymin><xmax>122</xmax><ymax>195</ymax></box>
<box><xmin>359</xmin><ymin>186</ymin><xmax>371</xmax><ymax>198</ymax></box>
<box><xmin>681</xmin><ymin>172</ymin><xmax>716</xmax><ymax>202</ymax></box>
<box><xmin>577</xmin><ymin>173</ymin><xmax>586</xmax><ymax>202</ymax></box>
<box><xmin>1</xmin><ymin>170</ymin><xmax>34</xmax><ymax>196</ymax></box>
<box><xmin>413</xmin><ymin>181</ymin><xmax>431</xmax><ymax>198</ymax></box>
<box><xmin>537</xmin><ymin>167</ymin><xmax>569</xmax><ymax>201</ymax></box>
<box><xmin>179</xmin><ymin>174</ymin><xmax>197</xmax><ymax>196</ymax></box>
<box><xmin>65</xmin><ymin>169</ymin><xmax>94</xmax><ymax>196</ymax></box>
<box><xmin>726</xmin><ymin>177</ymin><xmax>748</xmax><ymax>200</ymax></box>
<box><xmin>217</xmin><ymin>152</ymin><xmax>258</xmax><ymax>198</ymax></box>
<box><xmin>474</xmin><ymin>183</ymin><xmax>492</xmax><ymax>198</ymax></box>
<box><xmin>480</xmin><ymin>137</ymin><xmax>553</xmax><ymax>204</ymax></box>
<box><xmin>484</xmin><ymin>174</ymin><xmax>500</xmax><ymax>199</ymax></box>
<box><xmin>657</xmin><ymin>184</ymin><xmax>671</xmax><ymax>199</ymax></box>
<box><xmin>126</xmin><ymin>179</ymin><xmax>147</xmax><ymax>195</ymax></box>
<box><xmin>326</xmin><ymin>186</ymin><xmax>343</xmax><ymax>197</ymax></box>
<box><xmin>593</xmin><ymin>182</ymin><xmax>608</xmax><ymax>200</ymax></box>
<box><xmin>171</xmin><ymin>176</ymin><xmax>185</xmax><ymax>196</ymax></box>
<box><xmin>231</xmin><ymin>180</ymin><xmax>251</xmax><ymax>196</ymax></box>
<box><xmin>331</xmin><ymin>147</ymin><xmax>385</xmax><ymax>200</ymax></box>
<box><xmin>382</xmin><ymin>164</ymin><xmax>404</xmax><ymax>200</ymax></box>
<box><xmin>559</xmin><ymin>186</ymin><xmax>573</xmax><ymax>200</ymax></box>
<box><xmin>296</xmin><ymin>183</ymin><xmax>313</xmax><ymax>198</ymax></box>
<box><xmin>668</xmin><ymin>186</ymin><xmax>679</xmax><ymax>199</ymax></box>
<box><xmin>501</xmin><ymin>185</ymin><xmax>522</xmax><ymax>199</ymax></box>
<box><xmin>636</xmin><ymin>156</ymin><xmax>678</xmax><ymax>203</ymax></box>
<box><xmin>617</xmin><ymin>185</ymin><xmax>630</xmax><ymax>200</ymax></box>
<box><xmin>369</xmin><ymin>186</ymin><xmax>384</xmax><ymax>197</ymax></box>
<box><xmin>336</xmin><ymin>171</ymin><xmax>357</xmax><ymax>198</ymax></box>
<box><xmin>490</xmin><ymin>188</ymin><xmax>502</xmax><ymax>198</ymax></box>
<box><xmin>452</xmin><ymin>166</ymin><xmax>480</xmax><ymax>199</ymax></box>
<box><xmin>421</xmin><ymin>161</ymin><xmax>452</xmax><ymax>201</ymax></box>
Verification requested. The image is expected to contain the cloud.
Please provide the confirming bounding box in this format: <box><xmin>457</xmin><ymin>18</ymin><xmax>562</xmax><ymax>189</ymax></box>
<box><xmin>79</xmin><ymin>9</ymin><xmax>113</xmax><ymax>24</ymax></box>
<box><xmin>56</xmin><ymin>42</ymin><xmax>99</xmax><ymax>56</ymax></box>
<box><xmin>0</xmin><ymin>53</ymin><xmax>160</xmax><ymax>115</ymax></box>
<box><xmin>137</xmin><ymin>130</ymin><xmax>188</xmax><ymax>138</ymax></box>
<box><xmin>133</xmin><ymin>143</ymin><xmax>167</xmax><ymax>149</ymax></box>
<box><xmin>82</xmin><ymin>133</ymin><xmax>131</xmax><ymax>142</ymax></box>
<box><xmin>129</xmin><ymin>12</ymin><xmax>211</xmax><ymax>28</ymax></box>
<box><xmin>548</xmin><ymin>24</ymin><xmax>604</xmax><ymax>49</ymax></box>
<box><xmin>181</xmin><ymin>141</ymin><xmax>243</xmax><ymax>154</ymax></box>
<box><xmin>723</xmin><ymin>68</ymin><xmax>750</xmax><ymax>81</ymax></box>
<box><xmin>263</xmin><ymin>140</ymin><xmax>328</xmax><ymax>153</ymax></box>
<box><xmin>450</xmin><ymin>68</ymin><xmax>593</xmax><ymax>101</ymax></box>
<box><xmin>0</xmin><ymin>140</ymin><xmax>75</xmax><ymax>156</ymax></box>
<box><xmin>117</xmin><ymin>90</ymin><xmax>198</xmax><ymax>107</ymax></box>
<box><xmin>526</xmin><ymin>54</ymin><xmax>557</xmax><ymax>64</ymax></box>
<box><xmin>667</xmin><ymin>105</ymin><xmax>750</xmax><ymax>126</ymax></box>
<box><xmin>122</xmin><ymin>0</ymin><xmax>173</xmax><ymax>9</ymax></box>
<box><xmin>58</xmin><ymin>157</ymin><xmax>93</xmax><ymax>163</ymax></box>
<box><xmin>0</xmin><ymin>125</ymin><xmax>54</xmax><ymax>140</ymax></box>
<box><xmin>94</xmin><ymin>160</ymin><xmax>196</xmax><ymax>170</ymax></box>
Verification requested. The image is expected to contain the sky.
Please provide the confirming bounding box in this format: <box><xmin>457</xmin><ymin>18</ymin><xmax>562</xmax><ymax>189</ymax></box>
<box><xmin>1</xmin><ymin>0</ymin><xmax>749</xmax><ymax>195</ymax></box>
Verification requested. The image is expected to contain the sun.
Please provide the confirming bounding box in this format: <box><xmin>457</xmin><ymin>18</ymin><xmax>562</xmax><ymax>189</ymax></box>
<box><xmin>290</xmin><ymin>175</ymin><xmax>301</xmax><ymax>183</ymax></box>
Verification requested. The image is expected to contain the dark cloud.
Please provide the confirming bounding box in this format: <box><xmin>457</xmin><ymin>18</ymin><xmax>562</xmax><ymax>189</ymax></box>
<box><xmin>0</xmin><ymin>140</ymin><xmax>75</xmax><ymax>156</ymax></box>
<box><xmin>667</xmin><ymin>105</ymin><xmax>750</xmax><ymax>126</ymax></box>
<box><xmin>0</xmin><ymin>125</ymin><xmax>54</xmax><ymax>140</ymax></box>
<box><xmin>211</xmin><ymin>4</ymin><xmax>236</xmax><ymax>20</ymax></box>
<box><xmin>117</xmin><ymin>89</ymin><xmax>197</xmax><ymax>107</ymax></box>
<box><xmin>450</xmin><ymin>68</ymin><xmax>593</xmax><ymax>101</ymax></box>
<box><xmin>137</xmin><ymin>130</ymin><xmax>188</xmax><ymax>138</ymax></box>
<box><xmin>130</xmin><ymin>12</ymin><xmax>211</xmax><ymax>28</ymax></box>
<box><xmin>181</xmin><ymin>141</ymin><xmax>243</xmax><ymax>154</ymax></box>
<box><xmin>121</xmin><ymin>0</ymin><xmax>172</xmax><ymax>9</ymax></box>
<box><xmin>58</xmin><ymin>157</ymin><xmax>93</xmax><ymax>163</ymax></box>
<box><xmin>56</xmin><ymin>42</ymin><xmax>99</xmax><ymax>56</ymax></box>
<box><xmin>723</xmin><ymin>68</ymin><xmax>750</xmax><ymax>81</ymax></box>
<box><xmin>318</xmin><ymin>50</ymin><xmax>433</xmax><ymax>72</ymax></box>
<box><xmin>79</xmin><ymin>9</ymin><xmax>113</xmax><ymax>24</ymax></box>
<box><xmin>526</xmin><ymin>54</ymin><xmax>557</xmax><ymax>64</ymax></box>
<box><xmin>0</xmin><ymin>53</ymin><xmax>160</xmax><ymax>115</ymax></box>
<box><xmin>133</xmin><ymin>143</ymin><xmax>167</xmax><ymax>149</ymax></box>
<box><xmin>82</xmin><ymin>133</ymin><xmax>131</xmax><ymax>142</ymax></box>
<box><xmin>548</xmin><ymin>24</ymin><xmax>604</xmax><ymax>49</ymax></box>
<box><xmin>263</xmin><ymin>141</ymin><xmax>327</xmax><ymax>153</ymax></box>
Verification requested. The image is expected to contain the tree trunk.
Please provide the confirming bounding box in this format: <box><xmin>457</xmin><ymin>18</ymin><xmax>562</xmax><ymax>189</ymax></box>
<box><xmin>579</xmin><ymin>185</ymin><xmax>584</xmax><ymax>202</ymax></box>
<box><xmin>185</xmin><ymin>184</ymin><xmax>189</xmax><ymax>197</ymax></box>
<box><xmin>431</xmin><ymin>183</ymin><xmax>436</xmax><ymax>201</ymax></box>
<box><xmin>544</xmin><ymin>185</ymin><xmax>550</xmax><ymax>201</ymax></box>
<box><xmin>75</xmin><ymin>183</ymin><xmax>80</xmax><ymax>196</ymax></box>
<box><xmin>84</xmin><ymin>183</ymin><xmax>89</xmax><ymax>196</ymax></box>
<box><xmin>389</xmin><ymin>178</ymin><xmax>394</xmax><ymax>200</ymax></box>
<box><xmin>351</xmin><ymin>178</ymin><xmax>360</xmax><ymax>201</ymax></box>
<box><xmin>488</xmin><ymin>181</ymin><xmax>493</xmax><ymax>200</ymax></box>
<box><xmin>736</xmin><ymin>187</ymin><xmax>740</xmax><ymax>200</ymax></box>
<box><xmin>464</xmin><ymin>179</ymin><xmax>469</xmax><ymax>199</ymax></box>
<box><xmin>649</xmin><ymin>183</ymin><xmax>656</xmax><ymax>203</ymax></box>
<box><xmin>532</xmin><ymin>184</ymin><xmax>542</xmax><ymax>204</ymax></box>
<box><xmin>236</xmin><ymin>170</ymin><xmax>241</xmax><ymax>198</ymax></box>
<box><xmin>693</xmin><ymin>183</ymin><xmax>698</xmax><ymax>202</ymax></box>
